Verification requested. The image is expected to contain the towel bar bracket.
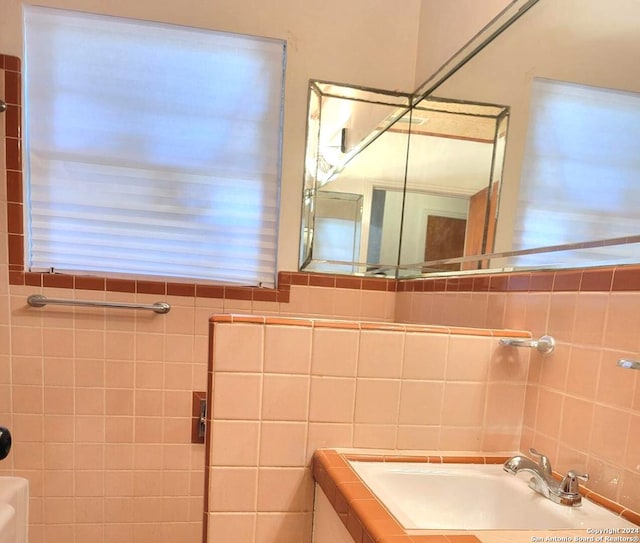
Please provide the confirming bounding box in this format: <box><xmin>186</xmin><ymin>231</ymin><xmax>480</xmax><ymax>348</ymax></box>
<box><xmin>499</xmin><ymin>335</ymin><xmax>555</xmax><ymax>355</ymax></box>
<box><xmin>617</xmin><ymin>359</ymin><xmax>640</xmax><ymax>370</ymax></box>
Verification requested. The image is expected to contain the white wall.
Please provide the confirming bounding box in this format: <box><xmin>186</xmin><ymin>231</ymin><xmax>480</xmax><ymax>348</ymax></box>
<box><xmin>414</xmin><ymin>0</ymin><xmax>511</xmax><ymax>88</ymax></box>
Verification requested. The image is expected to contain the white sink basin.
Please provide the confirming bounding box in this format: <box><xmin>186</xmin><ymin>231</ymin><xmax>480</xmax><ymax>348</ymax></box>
<box><xmin>0</xmin><ymin>477</ymin><xmax>29</xmax><ymax>543</ymax></box>
<box><xmin>349</xmin><ymin>461</ymin><xmax>637</xmax><ymax>531</ymax></box>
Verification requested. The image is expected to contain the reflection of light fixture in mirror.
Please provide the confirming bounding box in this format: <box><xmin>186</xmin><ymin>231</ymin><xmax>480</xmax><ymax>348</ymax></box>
<box><xmin>395</xmin><ymin>115</ymin><xmax>426</xmax><ymax>126</ymax></box>
<box><xmin>315</xmin><ymin>150</ymin><xmax>344</xmax><ymax>186</ymax></box>
<box><xmin>317</xmin><ymin>128</ymin><xmax>362</xmax><ymax>186</ymax></box>
<box><xmin>385</xmin><ymin>108</ymin><xmax>428</xmax><ymax>127</ymax></box>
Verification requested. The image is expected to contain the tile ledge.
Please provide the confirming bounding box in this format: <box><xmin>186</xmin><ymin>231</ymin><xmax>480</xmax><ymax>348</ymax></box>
<box><xmin>208</xmin><ymin>314</ymin><xmax>531</xmax><ymax>338</ymax></box>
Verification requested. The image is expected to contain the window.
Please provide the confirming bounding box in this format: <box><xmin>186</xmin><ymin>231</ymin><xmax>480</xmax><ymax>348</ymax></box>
<box><xmin>513</xmin><ymin>77</ymin><xmax>640</xmax><ymax>266</ymax></box>
<box><xmin>23</xmin><ymin>6</ymin><xmax>285</xmax><ymax>287</ymax></box>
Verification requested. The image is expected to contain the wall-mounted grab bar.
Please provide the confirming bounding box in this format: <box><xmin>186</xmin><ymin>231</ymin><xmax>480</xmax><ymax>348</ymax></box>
<box><xmin>617</xmin><ymin>359</ymin><xmax>640</xmax><ymax>370</ymax></box>
<box><xmin>27</xmin><ymin>294</ymin><xmax>170</xmax><ymax>314</ymax></box>
<box><xmin>499</xmin><ymin>335</ymin><xmax>555</xmax><ymax>355</ymax></box>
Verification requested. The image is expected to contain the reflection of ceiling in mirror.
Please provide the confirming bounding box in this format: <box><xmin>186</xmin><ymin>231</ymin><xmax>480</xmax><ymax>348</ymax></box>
<box><xmin>324</xmin><ymin>129</ymin><xmax>495</xmax><ymax>196</ymax></box>
<box><xmin>313</xmin><ymin>81</ymin><xmax>507</xmax><ymax>199</ymax></box>
<box><xmin>387</xmin><ymin>109</ymin><xmax>497</xmax><ymax>142</ymax></box>
<box><xmin>381</xmin><ymin>98</ymin><xmax>508</xmax><ymax>143</ymax></box>
<box><xmin>415</xmin><ymin>99</ymin><xmax>505</xmax><ymax>117</ymax></box>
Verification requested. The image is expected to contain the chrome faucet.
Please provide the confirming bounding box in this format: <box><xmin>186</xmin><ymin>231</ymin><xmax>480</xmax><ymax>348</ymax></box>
<box><xmin>503</xmin><ymin>448</ymin><xmax>588</xmax><ymax>507</ymax></box>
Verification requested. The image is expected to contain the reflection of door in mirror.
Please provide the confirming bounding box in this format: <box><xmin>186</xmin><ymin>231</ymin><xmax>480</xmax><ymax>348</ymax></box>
<box><xmin>401</xmin><ymin>191</ymin><xmax>468</xmax><ymax>272</ymax></box>
<box><xmin>462</xmin><ymin>182</ymin><xmax>499</xmax><ymax>270</ymax></box>
<box><xmin>424</xmin><ymin>215</ymin><xmax>466</xmax><ymax>271</ymax></box>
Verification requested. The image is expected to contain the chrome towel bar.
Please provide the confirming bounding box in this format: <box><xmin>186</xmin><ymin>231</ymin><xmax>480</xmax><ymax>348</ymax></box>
<box><xmin>617</xmin><ymin>359</ymin><xmax>640</xmax><ymax>370</ymax></box>
<box><xmin>499</xmin><ymin>335</ymin><xmax>555</xmax><ymax>355</ymax></box>
<box><xmin>27</xmin><ymin>294</ymin><xmax>170</xmax><ymax>314</ymax></box>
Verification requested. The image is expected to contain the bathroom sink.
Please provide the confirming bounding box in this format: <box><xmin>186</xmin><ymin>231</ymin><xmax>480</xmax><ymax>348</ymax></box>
<box><xmin>0</xmin><ymin>477</ymin><xmax>29</xmax><ymax>543</ymax></box>
<box><xmin>349</xmin><ymin>461</ymin><xmax>637</xmax><ymax>531</ymax></box>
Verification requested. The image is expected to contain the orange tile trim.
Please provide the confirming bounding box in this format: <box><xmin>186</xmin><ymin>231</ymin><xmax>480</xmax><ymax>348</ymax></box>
<box><xmin>397</xmin><ymin>265</ymin><xmax>640</xmax><ymax>294</ymax></box>
<box><xmin>621</xmin><ymin>509</ymin><xmax>640</xmax><ymax>526</ymax></box>
<box><xmin>312</xmin><ymin>449</ymin><xmax>640</xmax><ymax>543</ymax></box>
<box><xmin>404</xmin><ymin>325</ymin><xmax>450</xmax><ymax>334</ymax></box>
<box><xmin>582</xmin><ymin>490</ymin><xmax>626</xmax><ymax>517</ymax></box>
<box><xmin>208</xmin><ymin>314</ymin><xmax>532</xmax><ymax>339</ymax></box>
<box><xmin>341</xmin><ymin>452</ymin><xmax>511</xmax><ymax>465</ymax></box>
<box><xmin>12</xmin><ymin>264</ymin><xmax>639</xmax><ymax>299</ymax></box>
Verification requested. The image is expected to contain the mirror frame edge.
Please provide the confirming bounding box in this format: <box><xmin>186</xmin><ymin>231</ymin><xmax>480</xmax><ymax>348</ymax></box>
<box><xmin>412</xmin><ymin>0</ymin><xmax>541</xmax><ymax>103</ymax></box>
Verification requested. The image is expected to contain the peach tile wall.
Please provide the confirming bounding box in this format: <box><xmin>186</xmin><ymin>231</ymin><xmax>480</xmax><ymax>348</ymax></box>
<box><xmin>396</xmin><ymin>274</ymin><xmax>640</xmax><ymax>512</ymax></box>
<box><xmin>205</xmin><ymin>316</ymin><xmax>531</xmax><ymax>543</ymax></box>
<box><xmin>0</xmin><ymin>285</ymin><xmax>406</xmax><ymax>543</ymax></box>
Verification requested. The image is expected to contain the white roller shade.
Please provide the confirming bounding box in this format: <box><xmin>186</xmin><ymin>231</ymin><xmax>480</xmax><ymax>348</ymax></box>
<box><xmin>514</xmin><ymin>78</ymin><xmax>640</xmax><ymax>266</ymax></box>
<box><xmin>24</xmin><ymin>5</ymin><xmax>285</xmax><ymax>287</ymax></box>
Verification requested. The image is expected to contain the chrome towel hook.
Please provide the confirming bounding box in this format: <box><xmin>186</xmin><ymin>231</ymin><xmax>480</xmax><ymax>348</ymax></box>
<box><xmin>499</xmin><ymin>335</ymin><xmax>555</xmax><ymax>355</ymax></box>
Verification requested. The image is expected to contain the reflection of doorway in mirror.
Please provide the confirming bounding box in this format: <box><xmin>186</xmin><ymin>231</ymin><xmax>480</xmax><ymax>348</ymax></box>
<box><xmin>402</xmin><ymin>192</ymin><xmax>468</xmax><ymax>269</ymax></box>
<box><xmin>313</xmin><ymin>191</ymin><xmax>363</xmax><ymax>273</ymax></box>
<box><xmin>366</xmin><ymin>189</ymin><xmax>386</xmax><ymax>268</ymax></box>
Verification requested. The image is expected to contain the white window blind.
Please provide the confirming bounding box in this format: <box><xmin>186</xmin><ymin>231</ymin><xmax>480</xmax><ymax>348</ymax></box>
<box><xmin>23</xmin><ymin>6</ymin><xmax>285</xmax><ymax>287</ymax></box>
<box><xmin>513</xmin><ymin>78</ymin><xmax>640</xmax><ymax>266</ymax></box>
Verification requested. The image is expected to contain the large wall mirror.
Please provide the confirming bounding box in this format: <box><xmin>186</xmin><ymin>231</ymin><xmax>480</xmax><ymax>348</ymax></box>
<box><xmin>299</xmin><ymin>82</ymin><xmax>508</xmax><ymax>277</ymax></box>
<box><xmin>300</xmin><ymin>0</ymin><xmax>640</xmax><ymax>278</ymax></box>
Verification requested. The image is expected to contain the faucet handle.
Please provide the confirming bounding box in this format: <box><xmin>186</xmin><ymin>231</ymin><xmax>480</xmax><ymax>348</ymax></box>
<box><xmin>560</xmin><ymin>471</ymin><xmax>589</xmax><ymax>494</ymax></box>
<box><xmin>529</xmin><ymin>448</ymin><xmax>552</xmax><ymax>475</ymax></box>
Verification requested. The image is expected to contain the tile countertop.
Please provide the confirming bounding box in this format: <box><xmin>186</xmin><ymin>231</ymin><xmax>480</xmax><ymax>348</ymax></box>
<box><xmin>312</xmin><ymin>449</ymin><xmax>640</xmax><ymax>543</ymax></box>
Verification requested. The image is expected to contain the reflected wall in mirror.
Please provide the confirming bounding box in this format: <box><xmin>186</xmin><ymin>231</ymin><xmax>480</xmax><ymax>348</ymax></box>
<box><xmin>421</xmin><ymin>0</ymin><xmax>640</xmax><ymax>272</ymax></box>
<box><xmin>299</xmin><ymin>81</ymin><xmax>509</xmax><ymax>277</ymax></box>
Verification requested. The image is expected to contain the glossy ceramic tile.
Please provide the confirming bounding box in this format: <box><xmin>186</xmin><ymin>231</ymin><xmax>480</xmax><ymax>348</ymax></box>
<box><xmin>402</xmin><ymin>333</ymin><xmax>448</xmax><ymax>380</ymax></box>
<box><xmin>309</xmin><ymin>377</ymin><xmax>356</xmax><ymax>423</ymax></box>
<box><xmin>357</xmin><ymin>330</ymin><xmax>404</xmax><ymax>378</ymax></box>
